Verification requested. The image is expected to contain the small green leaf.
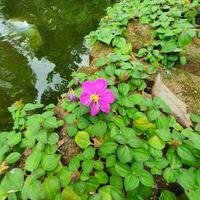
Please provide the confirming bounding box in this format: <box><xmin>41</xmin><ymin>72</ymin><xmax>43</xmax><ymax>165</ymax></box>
<box><xmin>95</xmin><ymin>171</ymin><xmax>108</xmax><ymax>184</ymax></box>
<box><xmin>91</xmin><ymin>121</ymin><xmax>107</xmax><ymax>136</ymax></box>
<box><xmin>148</xmin><ymin>135</ymin><xmax>165</xmax><ymax>150</ymax></box>
<box><xmin>42</xmin><ymin>176</ymin><xmax>61</xmax><ymax>199</ymax></box>
<box><xmin>48</xmin><ymin>132</ymin><xmax>59</xmax><ymax>145</ymax></box>
<box><xmin>1</xmin><ymin>168</ymin><xmax>24</xmax><ymax>193</ymax></box>
<box><xmin>99</xmin><ymin>140</ymin><xmax>118</xmax><ymax>158</ymax></box>
<box><xmin>41</xmin><ymin>154</ymin><xmax>61</xmax><ymax>171</ymax></box>
<box><xmin>77</xmin><ymin>117</ymin><xmax>90</xmax><ymax>129</ymax></box>
<box><xmin>124</xmin><ymin>174</ymin><xmax>139</xmax><ymax>191</ymax></box>
<box><xmin>117</xmin><ymin>145</ymin><xmax>132</xmax><ymax>164</ymax></box>
<box><xmin>83</xmin><ymin>146</ymin><xmax>95</xmax><ymax>160</ymax></box>
<box><xmin>132</xmin><ymin>148</ymin><xmax>150</xmax><ymax>162</ymax></box>
<box><xmin>163</xmin><ymin>167</ymin><xmax>176</xmax><ymax>183</ymax></box>
<box><xmin>159</xmin><ymin>190</ymin><xmax>177</xmax><ymax>200</ymax></box>
<box><xmin>118</xmin><ymin>83</ymin><xmax>130</xmax><ymax>96</ymax></box>
<box><xmin>140</xmin><ymin>171</ymin><xmax>154</xmax><ymax>187</ymax></box>
<box><xmin>5</xmin><ymin>152</ymin><xmax>21</xmax><ymax>164</ymax></box>
<box><xmin>75</xmin><ymin>131</ymin><xmax>91</xmax><ymax>149</ymax></box>
<box><xmin>115</xmin><ymin>162</ymin><xmax>130</xmax><ymax>177</ymax></box>
<box><xmin>58</xmin><ymin>168</ymin><xmax>72</xmax><ymax>187</ymax></box>
<box><xmin>25</xmin><ymin>149</ymin><xmax>42</xmax><ymax>172</ymax></box>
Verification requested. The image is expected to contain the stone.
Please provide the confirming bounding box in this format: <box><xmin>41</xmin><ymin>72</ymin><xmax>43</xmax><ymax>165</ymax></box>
<box><xmin>125</xmin><ymin>20</ymin><xmax>154</xmax><ymax>51</ymax></box>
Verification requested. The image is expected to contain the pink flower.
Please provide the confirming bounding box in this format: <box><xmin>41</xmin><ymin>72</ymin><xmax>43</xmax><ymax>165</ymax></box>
<box><xmin>80</xmin><ymin>79</ymin><xmax>115</xmax><ymax>116</ymax></box>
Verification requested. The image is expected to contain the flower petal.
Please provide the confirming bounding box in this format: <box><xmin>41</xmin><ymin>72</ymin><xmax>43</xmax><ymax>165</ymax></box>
<box><xmin>94</xmin><ymin>79</ymin><xmax>108</xmax><ymax>93</ymax></box>
<box><xmin>90</xmin><ymin>101</ymin><xmax>100</xmax><ymax>116</ymax></box>
<box><xmin>80</xmin><ymin>92</ymin><xmax>90</xmax><ymax>105</ymax></box>
<box><xmin>99</xmin><ymin>100</ymin><xmax>110</xmax><ymax>113</ymax></box>
<box><xmin>82</xmin><ymin>80</ymin><xmax>94</xmax><ymax>94</ymax></box>
<box><xmin>99</xmin><ymin>89</ymin><xmax>115</xmax><ymax>103</ymax></box>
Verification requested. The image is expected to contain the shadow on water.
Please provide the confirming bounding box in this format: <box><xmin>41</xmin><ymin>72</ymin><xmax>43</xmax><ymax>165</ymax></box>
<box><xmin>0</xmin><ymin>0</ymin><xmax>112</xmax><ymax>129</ymax></box>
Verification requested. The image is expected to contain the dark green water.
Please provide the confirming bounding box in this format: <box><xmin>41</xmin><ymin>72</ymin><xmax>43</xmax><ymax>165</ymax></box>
<box><xmin>0</xmin><ymin>0</ymin><xmax>112</xmax><ymax>129</ymax></box>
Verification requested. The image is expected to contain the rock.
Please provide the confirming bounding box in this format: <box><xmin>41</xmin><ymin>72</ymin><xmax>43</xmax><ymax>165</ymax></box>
<box><xmin>181</xmin><ymin>38</ymin><xmax>200</xmax><ymax>76</ymax></box>
<box><xmin>7</xmin><ymin>19</ymin><xmax>43</xmax><ymax>50</ymax></box>
<box><xmin>77</xmin><ymin>66</ymin><xmax>99</xmax><ymax>75</ymax></box>
<box><xmin>161</xmin><ymin>68</ymin><xmax>200</xmax><ymax>115</ymax></box>
<box><xmin>152</xmin><ymin>74</ymin><xmax>193</xmax><ymax>128</ymax></box>
<box><xmin>125</xmin><ymin>20</ymin><xmax>154</xmax><ymax>51</ymax></box>
<box><xmin>90</xmin><ymin>41</ymin><xmax>113</xmax><ymax>66</ymax></box>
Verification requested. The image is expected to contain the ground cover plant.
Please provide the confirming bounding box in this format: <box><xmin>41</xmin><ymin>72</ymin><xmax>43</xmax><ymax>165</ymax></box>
<box><xmin>0</xmin><ymin>0</ymin><xmax>200</xmax><ymax>199</ymax></box>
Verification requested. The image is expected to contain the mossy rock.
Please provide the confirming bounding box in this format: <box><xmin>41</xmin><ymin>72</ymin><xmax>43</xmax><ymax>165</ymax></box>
<box><xmin>181</xmin><ymin>38</ymin><xmax>200</xmax><ymax>76</ymax></box>
<box><xmin>162</xmin><ymin>68</ymin><xmax>200</xmax><ymax>115</ymax></box>
<box><xmin>125</xmin><ymin>20</ymin><xmax>154</xmax><ymax>51</ymax></box>
<box><xmin>90</xmin><ymin>41</ymin><xmax>113</xmax><ymax>66</ymax></box>
<box><xmin>77</xmin><ymin>66</ymin><xmax>99</xmax><ymax>75</ymax></box>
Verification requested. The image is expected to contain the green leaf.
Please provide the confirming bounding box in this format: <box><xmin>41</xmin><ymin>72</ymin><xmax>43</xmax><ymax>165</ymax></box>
<box><xmin>148</xmin><ymin>135</ymin><xmax>165</xmax><ymax>150</ymax></box>
<box><xmin>42</xmin><ymin>176</ymin><xmax>61</xmax><ymax>199</ymax></box>
<box><xmin>83</xmin><ymin>146</ymin><xmax>95</xmax><ymax>160</ymax></box>
<box><xmin>91</xmin><ymin>121</ymin><xmax>107</xmax><ymax>136</ymax></box>
<box><xmin>41</xmin><ymin>154</ymin><xmax>61</xmax><ymax>171</ymax></box>
<box><xmin>82</xmin><ymin>160</ymin><xmax>94</xmax><ymax>174</ymax></box>
<box><xmin>48</xmin><ymin>132</ymin><xmax>59</xmax><ymax>145</ymax></box>
<box><xmin>27</xmin><ymin>179</ymin><xmax>44</xmax><ymax>200</ymax></box>
<box><xmin>61</xmin><ymin>186</ymin><xmax>81</xmax><ymax>200</ymax></box>
<box><xmin>160</xmin><ymin>40</ymin><xmax>178</xmax><ymax>53</ymax></box>
<box><xmin>105</xmin><ymin>64</ymin><xmax>116</xmax><ymax>76</ymax></box>
<box><xmin>111</xmin><ymin>186</ymin><xmax>124</xmax><ymax>200</ymax></box>
<box><xmin>35</xmin><ymin>130</ymin><xmax>47</xmax><ymax>144</ymax></box>
<box><xmin>163</xmin><ymin>167</ymin><xmax>176</xmax><ymax>183</ymax></box>
<box><xmin>58</xmin><ymin>168</ymin><xmax>72</xmax><ymax>187</ymax></box>
<box><xmin>98</xmin><ymin>140</ymin><xmax>118</xmax><ymax>158</ymax></box>
<box><xmin>159</xmin><ymin>190</ymin><xmax>177</xmax><ymax>200</ymax></box>
<box><xmin>118</xmin><ymin>83</ymin><xmax>130</xmax><ymax>96</ymax></box>
<box><xmin>96</xmin><ymin>57</ymin><xmax>108</xmax><ymax>67</ymax></box>
<box><xmin>177</xmin><ymin>169</ymin><xmax>195</xmax><ymax>190</ymax></box>
<box><xmin>75</xmin><ymin>131</ymin><xmax>91</xmax><ymax>149</ymax></box>
<box><xmin>68</xmin><ymin>124</ymin><xmax>78</xmax><ymax>137</ymax></box>
<box><xmin>68</xmin><ymin>157</ymin><xmax>80</xmax><ymax>171</ymax></box>
<box><xmin>124</xmin><ymin>174</ymin><xmax>139</xmax><ymax>191</ymax></box>
<box><xmin>85</xmin><ymin>177</ymin><xmax>99</xmax><ymax>192</ymax></box>
<box><xmin>99</xmin><ymin>186</ymin><xmax>112</xmax><ymax>200</ymax></box>
<box><xmin>5</xmin><ymin>152</ymin><xmax>21</xmax><ymax>164</ymax></box>
<box><xmin>155</xmin><ymin>129</ymin><xmax>171</xmax><ymax>142</ymax></box>
<box><xmin>132</xmin><ymin>148</ymin><xmax>150</xmax><ymax>162</ymax></box>
<box><xmin>140</xmin><ymin>171</ymin><xmax>154</xmax><ymax>187</ymax></box>
<box><xmin>1</xmin><ymin>168</ymin><xmax>24</xmax><ymax>193</ymax></box>
<box><xmin>117</xmin><ymin>145</ymin><xmax>132</xmax><ymax>164</ymax></box>
<box><xmin>25</xmin><ymin>149</ymin><xmax>42</xmax><ymax>172</ymax></box>
<box><xmin>106</xmin><ymin>155</ymin><xmax>116</xmax><ymax>168</ymax></box>
<box><xmin>77</xmin><ymin>117</ymin><xmax>90</xmax><ymax>129</ymax></box>
<box><xmin>178</xmin><ymin>31</ymin><xmax>193</xmax><ymax>47</ymax></box>
<box><xmin>179</xmin><ymin>56</ymin><xmax>186</xmax><ymax>65</ymax></box>
<box><xmin>177</xmin><ymin>145</ymin><xmax>196</xmax><ymax>165</ymax></box>
<box><xmin>7</xmin><ymin>132</ymin><xmax>21</xmax><ymax>147</ymax></box>
<box><xmin>44</xmin><ymin>117</ymin><xmax>58</xmax><ymax>130</ymax></box>
<box><xmin>23</xmin><ymin>103</ymin><xmax>44</xmax><ymax>111</ymax></box>
<box><xmin>95</xmin><ymin>171</ymin><xmax>108</xmax><ymax>184</ymax></box>
<box><xmin>115</xmin><ymin>162</ymin><xmax>130</xmax><ymax>177</ymax></box>
<box><xmin>112</xmin><ymin>37</ymin><xmax>126</xmax><ymax>48</ymax></box>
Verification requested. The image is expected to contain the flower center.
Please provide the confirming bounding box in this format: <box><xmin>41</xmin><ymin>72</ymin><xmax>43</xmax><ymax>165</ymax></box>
<box><xmin>90</xmin><ymin>94</ymin><xmax>99</xmax><ymax>103</ymax></box>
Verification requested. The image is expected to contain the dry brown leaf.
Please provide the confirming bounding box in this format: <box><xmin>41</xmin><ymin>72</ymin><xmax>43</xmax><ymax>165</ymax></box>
<box><xmin>152</xmin><ymin>74</ymin><xmax>193</xmax><ymax>128</ymax></box>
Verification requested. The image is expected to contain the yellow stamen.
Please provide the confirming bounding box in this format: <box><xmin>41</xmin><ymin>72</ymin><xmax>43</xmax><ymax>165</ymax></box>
<box><xmin>90</xmin><ymin>94</ymin><xmax>99</xmax><ymax>103</ymax></box>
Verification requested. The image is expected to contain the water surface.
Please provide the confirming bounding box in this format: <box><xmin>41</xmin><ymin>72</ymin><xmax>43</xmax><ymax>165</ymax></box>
<box><xmin>0</xmin><ymin>0</ymin><xmax>112</xmax><ymax>129</ymax></box>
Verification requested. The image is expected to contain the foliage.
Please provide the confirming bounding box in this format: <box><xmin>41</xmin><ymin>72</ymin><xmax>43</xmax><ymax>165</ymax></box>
<box><xmin>0</xmin><ymin>0</ymin><xmax>200</xmax><ymax>200</ymax></box>
<box><xmin>86</xmin><ymin>0</ymin><xmax>199</xmax><ymax>68</ymax></box>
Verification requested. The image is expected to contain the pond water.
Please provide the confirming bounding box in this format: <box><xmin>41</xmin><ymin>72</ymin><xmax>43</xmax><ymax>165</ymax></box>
<box><xmin>0</xmin><ymin>0</ymin><xmax>112</xmax><ymax>129</ymax></box>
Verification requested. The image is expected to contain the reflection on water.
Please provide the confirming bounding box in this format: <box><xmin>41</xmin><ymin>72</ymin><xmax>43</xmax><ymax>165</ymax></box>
<box><xmin>0</xmin><ymin>0</ymin><xmax>112</xmax><ymax>129</ymax></box>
